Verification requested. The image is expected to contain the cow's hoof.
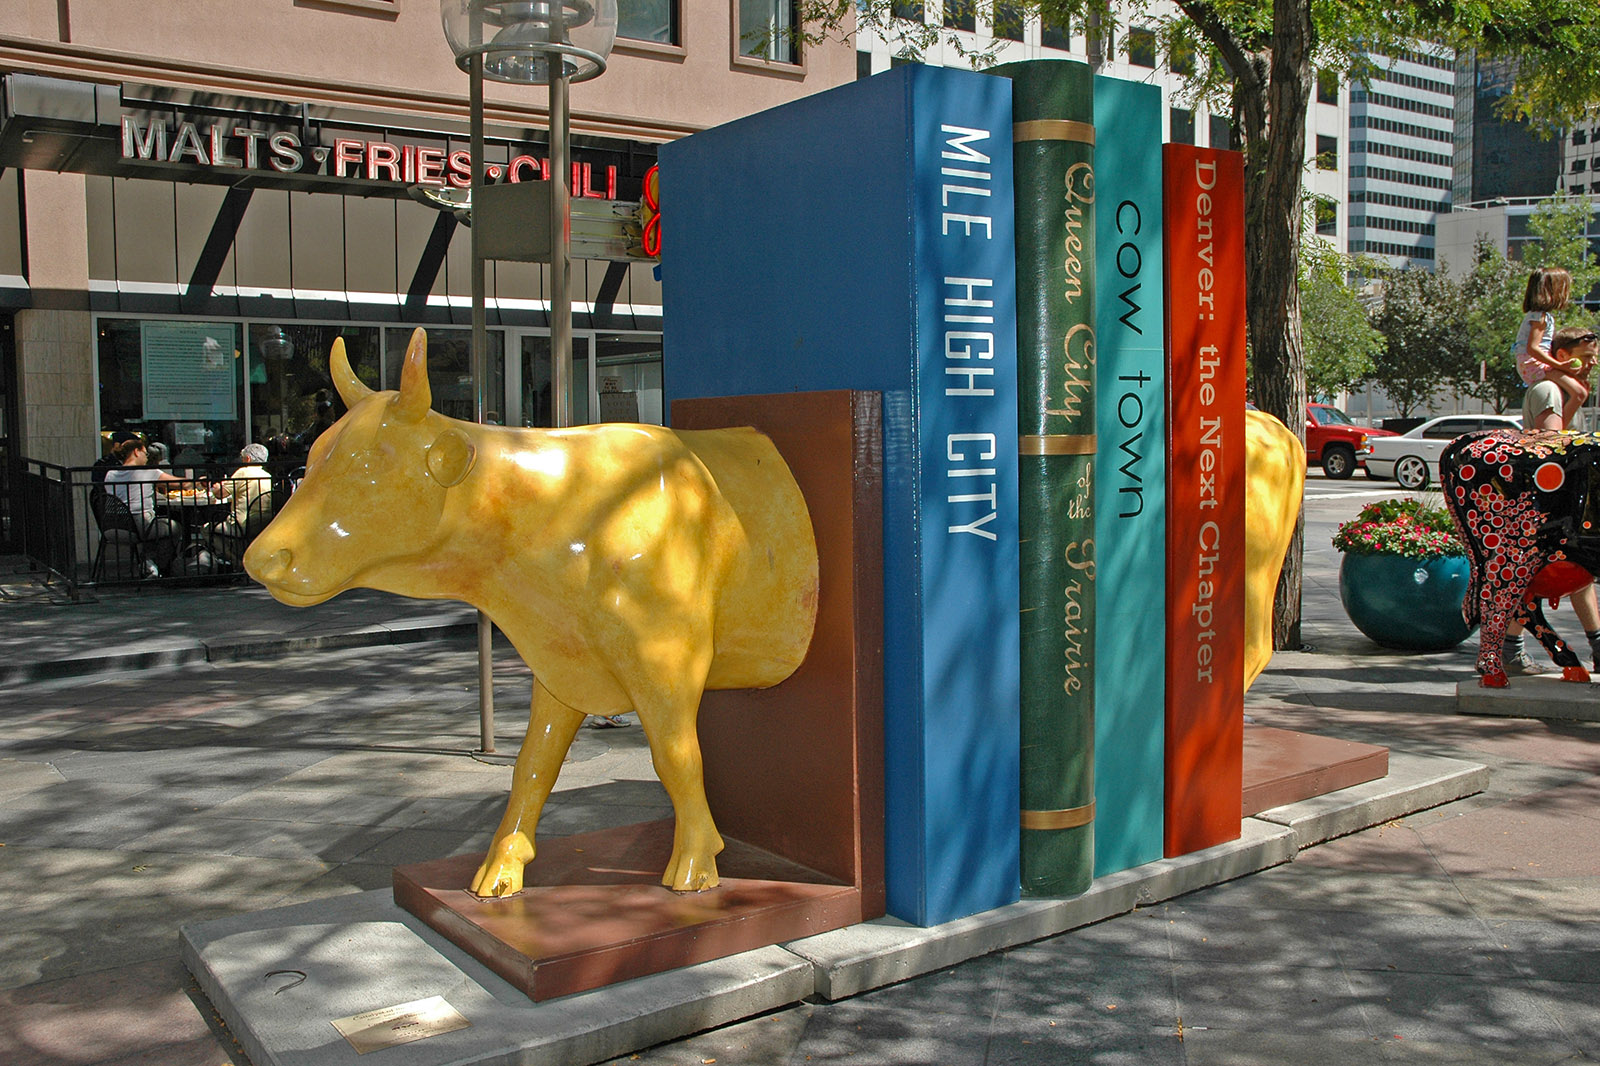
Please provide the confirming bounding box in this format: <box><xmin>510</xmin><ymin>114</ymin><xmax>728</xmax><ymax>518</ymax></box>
<box><xmin>470</xmin><ymin>832</ymin><xmax>534</xmax><ymax>898</ymax></box>
<box><xmin>1479</xmin><ymin>672</ymin><xmax>1509</xmax><ymax>688</ymax></box>
<box><xmin>1563</xmin><ymin>666</ymin><xmax>1590</xmax><ymax>683</ymax></box>
<box><xmin>662</xmin><ymin>855</ymin><xmax>719</xmax><ymax>893</ymax></box>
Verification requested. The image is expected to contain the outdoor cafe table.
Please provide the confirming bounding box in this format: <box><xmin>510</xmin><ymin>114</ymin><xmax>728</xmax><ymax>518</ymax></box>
<box><xmin>155</xmin><ymin>489</ymin><xmax>229</xmax><ymax>545</ymax></box>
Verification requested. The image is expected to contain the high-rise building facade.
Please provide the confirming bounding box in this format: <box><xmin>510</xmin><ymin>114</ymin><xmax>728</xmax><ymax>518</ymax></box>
<box><xmin>1347</xmin><ymin>47</ymin><xmax>1456</xmax><ymax>270</ymax></box>
<box><xmin>854</xmin><ymin>1</ymin><xmax>1348</xmax><ymax>251</ymax></box>
<box><xmin>1559</xmin><ymin>112</ymin><xmax>1600</xmax><ymax>198</ymax></box>
<box><xmin>1453</xmin><ymin>53</ymin><xmax>1562</xmax><ymax>206</ymax></box>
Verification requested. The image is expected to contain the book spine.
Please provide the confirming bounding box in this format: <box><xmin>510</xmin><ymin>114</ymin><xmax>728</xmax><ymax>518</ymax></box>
<box><xmin>1161</xmin><ymin>144</ymin><xmax>1246</xmax><ymax>857</ymax></box>
<box><xmin>1090</xmin><ymin>76</ymin><xmax>1167</xmax><ymax>877</ymax></box>
<box><xmin>908</xmin><ymin>68</ymin><xmax>1023</xmax><ymax>924</ymax></box>
<box><xmin>991</xmin><ymin>59</ymin><xmax>1096</xmax><ymax>897</ymax></box>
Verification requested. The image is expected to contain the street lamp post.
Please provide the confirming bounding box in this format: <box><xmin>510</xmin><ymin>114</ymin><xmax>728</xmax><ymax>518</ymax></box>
<box><xmin>440</xmin><ymin>0</ymin><xmax>616</xmax><ymax>752</ymax></box>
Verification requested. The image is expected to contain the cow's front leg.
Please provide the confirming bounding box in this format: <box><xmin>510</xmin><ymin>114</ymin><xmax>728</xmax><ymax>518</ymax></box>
<box><xmin>470</xmin><ymin>680</ymin><xmax>585</xmax><ymax>898</ymax></box>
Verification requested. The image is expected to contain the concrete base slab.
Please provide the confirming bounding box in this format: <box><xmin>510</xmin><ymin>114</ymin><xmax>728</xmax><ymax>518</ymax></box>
<box><xmin>786</xmin><ymin>819</ymin><xmax>1299</xmax><ymax>1001</ymax></box>
<box><xmin>181</xmin><ymin>890</ymin><xmax>814</xmax><ymax>1066</ymax></box>
<box><xmin>1252</xmin><ymin>751</ymin><xmax>1490</xmax><ymax>848</ymax></box>
<box><xmin>181</xmin><ymin>749</ymin><xmax>1491</xmax><ymax>1063</ymax></box>
<box><xmin>1455</xmin><ymin>674</ymin><xmax>1600</xmax><ymax>721</ymax></box>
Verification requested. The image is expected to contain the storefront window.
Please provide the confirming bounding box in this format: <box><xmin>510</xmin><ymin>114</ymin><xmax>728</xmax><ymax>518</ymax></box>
<box><xmin>595</xmin><ymin>333</ymin><xmax>664</xmax><ymax>424</ymax></box>
<box><xmin>249</xmin><ymin>324</ymin><xmax>381</xmax><ymax>464</ymax></box>
<box><xmin>98</xmin><ymin>318</ymin><xmax>248</xmax><ymax>469</ymax></box>
<box><xmin>383</xmin><ymin>328</ymin><xmax>505</xmax><ymax>425</ymax></box>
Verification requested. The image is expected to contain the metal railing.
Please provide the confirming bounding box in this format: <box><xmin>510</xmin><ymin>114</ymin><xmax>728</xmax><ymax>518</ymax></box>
<box><xmin>16</xmin><ymin>458</ymin><xmax>298</xmax><ymax>598</ymax></box>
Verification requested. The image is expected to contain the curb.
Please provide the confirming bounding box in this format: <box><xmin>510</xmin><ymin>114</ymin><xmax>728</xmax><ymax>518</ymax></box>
<box><xmin>1</xmin><ymin>621</ymin><xmax>479</xmax><ymax>686</ymax></box>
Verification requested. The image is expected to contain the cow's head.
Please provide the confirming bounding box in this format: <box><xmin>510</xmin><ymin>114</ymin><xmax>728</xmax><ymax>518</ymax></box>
<box><xmin>244</xmin><ymin>328</ymin><xmax>477</xmax><ymax>606</ymax></box>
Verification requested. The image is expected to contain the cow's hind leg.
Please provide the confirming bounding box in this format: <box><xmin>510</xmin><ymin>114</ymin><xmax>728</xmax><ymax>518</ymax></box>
<box><xmin>630</xmin><ymin>664</ymin><xmax>724</xmax><ymax>892</ymax></box>
<box><xmin>1525</xmin><ymin>599</ymin><xmax>1590</xmax><ymax>682</ymax></box>
<box><xmin>470</xmin><ymin>679</ymin><xmax>585</xmax><ymax>898</ymax></box>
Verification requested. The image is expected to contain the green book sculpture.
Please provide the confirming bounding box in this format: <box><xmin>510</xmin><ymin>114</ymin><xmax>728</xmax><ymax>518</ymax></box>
<box><xmin>990</xmin><ymin>59</ymin><xmax>1096</xmax><ymax>897</ymax></box>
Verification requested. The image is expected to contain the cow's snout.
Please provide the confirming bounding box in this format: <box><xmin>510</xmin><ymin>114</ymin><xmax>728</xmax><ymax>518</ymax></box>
<box><xmin>246</xmin><ymin>545</ymin><xmax>294</xmax><ymax>584</ymax></box>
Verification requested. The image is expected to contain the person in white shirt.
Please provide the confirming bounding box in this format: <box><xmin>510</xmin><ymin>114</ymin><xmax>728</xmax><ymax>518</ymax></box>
<box><xmin>102</xmin><ymin>437</ymin><xmax>185</xmax><ymax>574</ymax></box>
<box><xmin>219</xmin><ymin>442</ymin><xmax>273</xmax><ymax>526</ymax></box>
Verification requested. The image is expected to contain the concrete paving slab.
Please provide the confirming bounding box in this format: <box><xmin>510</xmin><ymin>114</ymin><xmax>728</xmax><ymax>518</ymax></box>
<box><xmin>1417</xmin><ymin>796</ymin><xmax>1600</xmax><ymax>879</ymax></box>
<box><xmin>1179</xmin><ymin>864</ymin><xmax>1480</xmax><ymax>916</ymax></box>
<box><xmin>1456</xmin><ymin>675</ymin><xmax>1600</xmax><ymax>722</ymax></box>
<box><xmin>0</xmin><ymin>957</ymin><xmax>236</xmax><ymax>1066</ymax></box>
<box><xmin>182</xmin><ymin>890</ymin><xmax>816</xmax><ymax>1066</ymax></box>
<box><xmin>786</xmin><ymin>819</ymin><xmax>1297</xmax><ymax>1002</ymax></box>
<box><xmin>205</xmin><ymin>619</ymin><xmax>477</xmax><ymax>663</ymax></box>
<box><xmin>1343</xmin><ymin>969</ymin><xmax>1579</xmax><ymax>1052</ymax></box>
<box><xmin>1251</xmin><ymin>751</ymin><xmax>1490</xmax><ymax>848</ymax></box>
<box><xmin>0</xmin><ymin>758</ymin><xmax>68</xmax><ymax>796</ymax></box>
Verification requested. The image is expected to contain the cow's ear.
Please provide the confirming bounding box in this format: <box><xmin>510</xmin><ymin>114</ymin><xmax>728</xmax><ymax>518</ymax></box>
<box><xmin>394</xmin><ymin>327</ymin><xmax>432</xmax><ymax>423</ymax></box>
<box><xmin>330</xmin><ymin>339</ymin><xmax>373</xmax><ymax>408</ymax></box>
<box><xmin>427</xmin><ymin>427</ymin><xmax>476</xmax><ymax>487</ymax></box>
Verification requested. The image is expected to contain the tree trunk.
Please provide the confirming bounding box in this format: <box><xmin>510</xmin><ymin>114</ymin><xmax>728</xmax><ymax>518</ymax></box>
<box><xmin>1241</xmin><ymin>0</ymin><xmax>1313</xmax><ymax>651</ymax></box>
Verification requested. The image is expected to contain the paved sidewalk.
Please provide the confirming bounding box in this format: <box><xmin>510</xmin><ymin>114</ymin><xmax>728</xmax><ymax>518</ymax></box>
<box><xmin>1</xmin><ymin>484</ymin><xmax>1599</xmax><ymax>1066</ymax></box>
<box><xmin>0</xmin><ymin>558</ymin><xmax>477</xmax><ymax>683</ymax></box>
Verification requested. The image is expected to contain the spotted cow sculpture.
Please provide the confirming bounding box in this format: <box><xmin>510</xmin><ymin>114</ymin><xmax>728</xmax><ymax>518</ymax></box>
<box><xmin>244</xmin><ymin>328</ymin><xmax>819</xmax><ymax>897</ymax></box>
<box><xmin>1440</xmin><ymin>427</ymin><xmax>1600</xmax><ymax>687</ymax></box>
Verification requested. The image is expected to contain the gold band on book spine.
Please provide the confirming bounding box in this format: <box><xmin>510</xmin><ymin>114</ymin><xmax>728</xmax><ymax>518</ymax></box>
<box><xmin>1014</xmin><ymin>119</ymin><xmax>1096</xmax><ymax>145</ymax></box>
<box><xmin>1020</xmin><ymin>802</ymin><xmax>1096</xmax><ymax>830</ymax></box>
<box><xmin>1020</xmin><ymin>434</ymin><xmax>1097</xmax><ymax>456</ymax></box>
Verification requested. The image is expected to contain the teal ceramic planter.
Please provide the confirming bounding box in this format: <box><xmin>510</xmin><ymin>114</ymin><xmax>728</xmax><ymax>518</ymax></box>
<box><xmin>1339</xmin><ymin>553</ymin><xmax>1475</xmax><ymax>651</ymax></box>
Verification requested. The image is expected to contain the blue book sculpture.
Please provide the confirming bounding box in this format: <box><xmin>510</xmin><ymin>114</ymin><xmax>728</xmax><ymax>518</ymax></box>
<box><xmin>1091</xmin><ymin>76</ymin><xmax>1168</xmax><ymax>877</ymax></box>
<box><xmin>660</xmin><ymin>64</ymin><xmax>1021</xmax><ymax>926</ymax></box>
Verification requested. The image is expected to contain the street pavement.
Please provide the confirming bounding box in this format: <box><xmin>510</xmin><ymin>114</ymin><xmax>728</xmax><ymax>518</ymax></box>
<box><xmin>2</xmin><ymin>480</ymin><xmax>1599</xmax><ymax>1066</ymax></box>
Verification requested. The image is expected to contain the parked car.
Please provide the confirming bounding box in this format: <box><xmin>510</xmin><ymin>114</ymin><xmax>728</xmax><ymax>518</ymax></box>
<box><xmin>1305</xmin><ymin>403</ymin><xmax>1398</xmax><ymax>479</ymax></box>
<box><xmin>1364</xmin><ymin>413</ymin><xmax>1524</xmax><ymax>490</ymax></box>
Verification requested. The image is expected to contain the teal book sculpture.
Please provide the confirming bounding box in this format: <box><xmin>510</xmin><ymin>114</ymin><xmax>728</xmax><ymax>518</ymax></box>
<box><xmin>1091</xmin><ymin>75</ymin><xmax>1167</xmax><ymax>877</ymax></box>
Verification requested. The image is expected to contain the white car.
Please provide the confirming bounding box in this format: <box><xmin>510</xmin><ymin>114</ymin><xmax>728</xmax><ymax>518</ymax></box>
<box><xmin>1364</xmin><ymin>413</ymin><xmax>1524</xmax><ymax>490</ymax></box>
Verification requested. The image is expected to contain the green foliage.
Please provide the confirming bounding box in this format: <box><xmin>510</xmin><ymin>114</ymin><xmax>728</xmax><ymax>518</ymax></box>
<box><xmin>1369</xmin><ymin>267</ymin><xmax>1472</xmax><ymax>418</ymax></box>
<box><xmin>1453</xmin><ymin>237</ymin><xmax>1529</xmax><ymax>412</ymax></box>
<box><xmin>1332</xmin><ymin>498</ymin><xmax>1466</xmax><ymax>560</ymax></box>
<box><xmin>1300</xmin><ymin>236</ymin><xmax>1384</xmax><ymax>400</ymax></box>
<box><xmin>1523</xmin><ymin>191</ymin><xmax>1600</xmax><ymax>312</ymax></box>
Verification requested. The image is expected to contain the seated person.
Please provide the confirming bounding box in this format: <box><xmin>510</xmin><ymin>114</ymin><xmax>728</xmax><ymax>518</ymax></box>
<box><xmin>92</xmin><ymin>430</ymin><xmax>143</xmax><ymax>487</ymax></box>
<box><xmin>208</xmin><ymin>443</ymin><xmax>275</xmax><ymax>560</ymax></box>
<box><xmin>103</xmin><ymin>437</ymin><xmax>186</xmax><ymax>575</ymax></box>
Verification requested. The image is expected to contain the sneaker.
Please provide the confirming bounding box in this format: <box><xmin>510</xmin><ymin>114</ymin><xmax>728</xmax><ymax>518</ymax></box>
<box><xmin>589</xmin><ymin>715</ymin><xmax>629</xmax><ymax>729</ymax></box>
<box><xmin>1503</xmin><ymin>645</ymin><xmax>1548</xmax><ymax>677</ymax></box>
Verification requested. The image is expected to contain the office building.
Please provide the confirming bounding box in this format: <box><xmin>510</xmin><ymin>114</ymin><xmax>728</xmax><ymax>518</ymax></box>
<box><xmin>1347</xmin><ymin>46</ymin><xmax>1455</xmax><ymax>270</ymax></box>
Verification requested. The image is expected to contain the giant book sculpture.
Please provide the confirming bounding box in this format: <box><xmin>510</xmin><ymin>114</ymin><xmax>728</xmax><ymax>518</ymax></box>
<box><xmin>661</xmin><ymin>64</ymin><xmax>1022</xmax><ymax>926</ymax></box>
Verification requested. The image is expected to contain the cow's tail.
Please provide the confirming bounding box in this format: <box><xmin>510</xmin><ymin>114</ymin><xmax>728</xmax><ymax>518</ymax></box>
<box><xmin>1440</xmin><ymin>431</ymin><xmax>1491</xmax><ymax>628</ymax></box>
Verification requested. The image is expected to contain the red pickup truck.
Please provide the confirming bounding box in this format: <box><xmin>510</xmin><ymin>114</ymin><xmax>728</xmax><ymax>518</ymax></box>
<box><xmin>1305</xmin><ymin>403</ymin><xmax>1397</xmax><ymax>479</ymax></box>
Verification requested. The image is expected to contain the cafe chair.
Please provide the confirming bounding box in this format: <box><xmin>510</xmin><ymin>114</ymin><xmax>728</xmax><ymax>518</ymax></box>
<box><xmin>89</xmin><ymin>488</ymin><xmax>155</xmax><ymax>581</ymax></box>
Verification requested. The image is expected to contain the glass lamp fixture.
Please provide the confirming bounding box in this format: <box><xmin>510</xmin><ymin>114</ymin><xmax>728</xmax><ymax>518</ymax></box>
<box><xmin>258</xmin><ymin>324</ymin><xmax>294</xmax><ymax>362</ymax></box>
<box><xmin>440</xmin><ymin>0</ymin><xmax>617</xmax><ymax>83</ymax></box>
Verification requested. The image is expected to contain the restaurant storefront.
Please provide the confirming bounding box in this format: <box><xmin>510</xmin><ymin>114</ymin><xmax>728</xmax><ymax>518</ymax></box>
<box><xmin>0</xmin><ymin>72</ymin><xmax>662</xmax><ymax>558</ymax></box>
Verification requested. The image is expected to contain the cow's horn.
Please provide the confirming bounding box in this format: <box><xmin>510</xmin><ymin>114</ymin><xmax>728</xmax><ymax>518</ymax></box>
<box><xmin>329</xmin><ymin>339</ymin><xmax>373</xmax><ymax>408</ymax></box>
<box><xmin>393</xmin><ymin>327</ymin><xmax>432</xmax><ymax>423</ymax></box>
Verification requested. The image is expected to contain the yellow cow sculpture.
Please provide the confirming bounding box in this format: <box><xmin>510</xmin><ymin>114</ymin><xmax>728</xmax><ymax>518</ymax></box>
<box><xmin>244</xmin><ymin>329</ymin><xmax>819</xmax><ymax>897</ymax></box>
<box><xmin>1244</xmin><ymin>409</ymin><xmax>1306</xmax><ymax>691</ymax></box>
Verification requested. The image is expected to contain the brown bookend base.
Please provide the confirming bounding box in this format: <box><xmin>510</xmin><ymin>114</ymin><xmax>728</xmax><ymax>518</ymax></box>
<box><xmin>1241</xmin><ymin>724</ymin><xmax>1390</xmax><ymax>817</ymax></box>
<box><xmin>394</xmin><ymin>819</ymin><xmax>861</xmax><ymax>1002</ymax></box>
